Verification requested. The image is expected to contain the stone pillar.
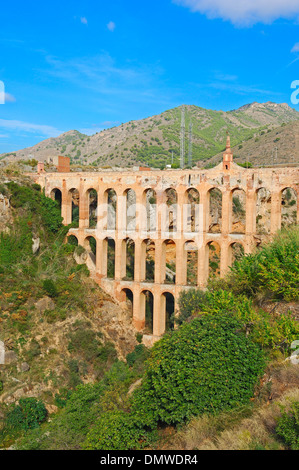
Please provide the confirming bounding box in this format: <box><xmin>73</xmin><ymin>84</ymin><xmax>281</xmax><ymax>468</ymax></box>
<box><xmin>245</xmin><ymin>190</ymin><xmax>256</xmax><ymax>235</ymax></box>
<box><xmin>115</xmin><ymin>238</ymin><xmax>125</xmax><ymax>280</ymax></box>
<box><xmin>133</xmin><ymin>290</ymin><xmax>145</xmax><ymax>331</ymax></box>
<box><xmin>176</xmin><ymin>239</ymin><xmax>186</xmax><ymax>285</ymax></box>
<box><xmin>221</xmin><ymin>190</ymin><xmax>231</xmax><ymax>234</ymax></box>
<box><xmin>154</xmin><ymin>239</ymin><xmax>164</xmax><ymax>284</ymax></box>
<box><xmin>220</xmin><ymin>241</ymin><xmax>230</xmax><ymax>278</ymax></box>
<box><xmin>61</xmin><ymin>181</ymin><xmax>71</xmax><ymax>225</ymax></box>
<box><xmin>200</xmin><ymin>190</ymin><xmax>209</xmax><ymax>233</ymax></box>
<box><xmin>134</xmin><ymin>239</ymin><xmax>143</xmax><ymax>282</ymax></box>
<box><xmin>270</xmin><ymin>191</ymin><xmax>281</xmax><ymax>234</ymax></box>
<box><xmin>197</xmin><ymin>241</ymin><xmax>207</xmax><ymax>287</ymax></box>
<box><xmin>79</xmin><ymin>185</ymin><xmax>89</xmax><ymax>229</ymax></box>
<box><xmin>153</xmin><ymin>293</ymin><xmax>165</xmax><ymax>337</ymax></box>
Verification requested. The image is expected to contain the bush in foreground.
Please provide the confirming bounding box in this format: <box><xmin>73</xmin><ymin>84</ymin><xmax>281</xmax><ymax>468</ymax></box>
<box><xmin>132</xmin><ymin>313</ymin><xmax>265</xmax><ymax>426</ymax></box>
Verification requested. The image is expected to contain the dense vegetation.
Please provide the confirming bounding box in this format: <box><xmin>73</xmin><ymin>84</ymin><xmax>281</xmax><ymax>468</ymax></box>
<box><xmin>0</xmin><ymin>179</ymin><xmax>298</xmax><ymax>450</ymax></box>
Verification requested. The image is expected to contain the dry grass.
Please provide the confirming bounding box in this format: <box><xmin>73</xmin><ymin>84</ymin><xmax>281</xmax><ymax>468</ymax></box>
<box><xmin>167</xmin><ymin>363</ymin><xmax>299</xmax><ymax>451</ymax></box>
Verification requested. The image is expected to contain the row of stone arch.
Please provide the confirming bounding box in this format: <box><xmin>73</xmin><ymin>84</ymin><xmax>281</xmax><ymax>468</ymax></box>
<box><xmin>52</xmin><ymin>185</ymin><xmax>298</xmax><ymax>235</ymax></box>
<box><xmin>68</xmin><ymin>234</ymin><xmax>245</xmax><ymax>285</ymax></box>
<box><xmin>120</xmin><ymin>288</ymin><xmax>175</xmax><ymax>335</ymax></box>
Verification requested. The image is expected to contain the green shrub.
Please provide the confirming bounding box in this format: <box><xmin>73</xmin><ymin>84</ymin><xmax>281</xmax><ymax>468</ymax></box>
<box><xmin>132</xmin><ymin>313</ymin><xmax>265</xmax><ymax>426</ymax></box>
<box><xmin>276</xmin><ymin>402</ymin><xmax>299</xmax><ymax>450</ymax></box>
<box><xmin>228</xmin><ymin>227</ymin><xmax>299</xmax><ymax>301</ymax></box>
<box><xmin>6</xmin><ymin>398</ymin><xmax>47</xmax><ymax>431</ymax></box>
<box><xmin>83</xmin><ymin>410</ymin><xmax>150</xmax><ymax>450</ymax></box>
<box><xmin>42</xmin><ymin>279</ymin><xmax>58</xmax><ymax>298</ymax></box>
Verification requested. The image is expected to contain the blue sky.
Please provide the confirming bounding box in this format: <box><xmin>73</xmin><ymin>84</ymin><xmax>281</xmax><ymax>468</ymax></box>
<box><xmin>1</xmin><ymin>0</ymin><xmax>299</xmax><ymax>153</ymax></box>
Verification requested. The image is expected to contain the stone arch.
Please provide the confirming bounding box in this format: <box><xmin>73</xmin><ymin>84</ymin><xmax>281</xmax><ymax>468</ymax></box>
<box><xmin>103</xmin><ymin>237</ymin><xmax>115</xmax><ymax>278</ymax></box>
<box><xmin>104</xmin><ymin>189</ymin><xmax>117</xmax><ymax>230</ymax></box>
<box><xmin>208</xmin><ymin>188</ymin><xmax>222</xmax><ymax>233</ymax></box>
<box><xmin>281</xmin><ymin>187</ymin><xmax>298</xmax><ymax>227</ymax></box>
<box><xmin>141</xmin><ymin>239</ymin><xmax>155</xmax><ymax>282</ymax></box>
<box><xmin>68</xmin><ymin>188</ymin><xmax>80</xmax><ymax>227</ymax></box>
<box><xmin>206</xmin><ymin>241</ymin><xmax>221</xmax><ymax>278</ymax></box>
<box><xmin>124</xmin><ymin>188</ymin><xmax>136</xmax><ymax>232</ymax></box>
<box><xmin>87</xmin><ymin>188</ymin><xmax>98</xmax><ymax>228</ymax></box>
<box><xmin>67</xmin><ymin>234</ymin><xmax>78</xmax><ymax>246</ymax></box>
<box><xmin>164</xmin><ymin>188</ymin><xmax>178</xmax><ymax>233</ymax></box>
<box><xmin>140</xmin><ymin>290</ymin><xmax>154</xmax><ymax>334</ymax></box>
<box><xmin>50</xmin><ymin>188</ymin><xmax>62</xmax><ymax>209</ymax></box>
<box><xmin>228</xmin><ymin>242</ymin><xmax>245</xmax><ymax>267</ymax></box>
<box><xmin>161</xmin><ymin>292</ymin><xmax>175</xmax><ymax>332</ymax></box>
<box><xmin>120</xmin><ymin>288</ymin><xmax>133</xmax><ymax>316</ymax></box>
<box><xmin>84</xmin><ymin>236</ymin><xmax>97</xmax><ymax>270</ymax></box>
<box><xmin>256</xmin><ymin>187</ymin><xmax>271</xmax><ymax>235</ymax></box>
<box><xmin>144</xmin><ymin>188</ymin><xmax>157</xmax><ymax>232</ymax></box>
<box><xmin>185</xmin><ymin>188</ymin><xmax>200</xmax><ymax>233</ymax></box>
<box><xmin>122</xmin><ymin>237</ymin><xmax>135</xmax><ymax>280</ymax></box>
<box><xmin>184</xmin><ymin>240</ymin><xmax>198</xmax><ymax>285</ymax></box>
<box><xmin>231</xmin><ymin>188</ymin><xmax>246</xmax><ymax>234</ymax></box>
<box><xmin>162</xmin><ymin>239</ymin><xmax>176</xmax><ymax>284</ymax></box>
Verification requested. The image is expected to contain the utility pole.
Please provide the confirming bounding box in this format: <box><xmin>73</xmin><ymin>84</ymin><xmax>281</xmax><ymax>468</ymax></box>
<box><xmin>180</xmin><ymin>106</ymin><xmax>185</xmax><ymax>169</ymax></box>
<box><xmin>188</xmin><ymin>122</ymin><xmax>192</xmax><ymax>167</ymax></box>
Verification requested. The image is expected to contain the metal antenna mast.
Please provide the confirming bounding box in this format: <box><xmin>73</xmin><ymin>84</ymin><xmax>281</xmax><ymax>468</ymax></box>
<box><xmin>188</xmin><ymin>122</ymin><xmax>193</xmax><ymax>167</ymax></box>
<box><xmin>180</xmin><ymin>106</ymin><xmax>185</xmax><ymax>169</ymax></box>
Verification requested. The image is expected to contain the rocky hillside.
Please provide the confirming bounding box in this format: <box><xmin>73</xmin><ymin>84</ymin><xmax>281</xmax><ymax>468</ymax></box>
<box><xmin>0</xmin><ymin>173</ymin><xmax>137</xmax><ymax>419</ymax></box>
<box><xmin>206</xmin><ymin>120</ymin><xmax>299</xmax><ymax>168</ymax></box>
<box><xmin>1</xmin><ymin>102</ymin><xmax>298</xmax><ymax>169</ymax></box>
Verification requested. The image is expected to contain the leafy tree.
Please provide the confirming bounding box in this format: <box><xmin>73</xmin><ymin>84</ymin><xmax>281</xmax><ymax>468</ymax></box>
<box><xmin>132</xmin><ymin>313</ymin><xmax>265</xmax><ymax>426</ymax></box>
<box><xmin>6</xmin><ymin>398</ymin><xmax>47</xmax><ymax>431</ymax></box>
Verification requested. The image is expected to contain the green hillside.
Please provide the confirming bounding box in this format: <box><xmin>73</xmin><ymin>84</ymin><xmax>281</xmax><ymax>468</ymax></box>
<box><xmin>2</xmin><ymin>102</ymin><xmax>299</xmax><ymax>169</ymax></box>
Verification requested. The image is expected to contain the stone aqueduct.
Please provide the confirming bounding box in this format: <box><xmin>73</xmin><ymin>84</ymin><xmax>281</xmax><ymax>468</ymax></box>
<box><xmin>32</xmin><ymin>145</ymin><xmax>299</xmax><ymax>340</ymax></box>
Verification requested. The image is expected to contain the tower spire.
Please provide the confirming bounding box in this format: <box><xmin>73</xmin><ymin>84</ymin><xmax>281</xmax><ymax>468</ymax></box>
<box><xmin>223</xmin><ymin>132</ymin><xmax>233</xmax><ymax>170</ymax></box>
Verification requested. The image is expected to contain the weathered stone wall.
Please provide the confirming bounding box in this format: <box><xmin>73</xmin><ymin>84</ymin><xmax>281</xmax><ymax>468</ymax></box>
<box><xmin>31</xmin><ymin>161</ymin><xmax>299</xmax><ymax>338</ymax></box>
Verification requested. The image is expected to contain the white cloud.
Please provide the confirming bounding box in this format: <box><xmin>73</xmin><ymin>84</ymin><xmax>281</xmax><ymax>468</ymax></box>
<box><xmin>80</xmin><ymin>17</ymin><xmax>88</xmax><ymax>25</ymax></box>
<box><xmin>174</xmin><ymin>0</ymin><xmax>299</xmax><ymax>26</ymax></box>
<box><xmin>107</xmin><ymin>21</ymin><xmax>116</xmax><ymax>32</ymax></box>
<box><xmin>0</xmin><ymin>119</ymin><xmax>63</xmax><ymax>137</ymax></box>
<box><xmin>291</xmin><ymin>42</ymin><xmax>299</xmax><ymax>52</ymax></box>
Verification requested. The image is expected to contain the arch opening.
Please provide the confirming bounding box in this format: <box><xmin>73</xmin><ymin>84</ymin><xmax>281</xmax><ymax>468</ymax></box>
<box><xmin>206</xmin><ymin>241</ymin><xmax>221</xmax><ymax>279</ymax></box>
<box><xmin>186</xmin><ymin>188</ymin><xmax>200</xmax><ymax>233</ymax></box>
<box><xmin>121</xmin><ymin>288</ymin><xmax>133</xmax><ymax>316</ymax></box>
<box><xmin>88</xmin><ymin>189</ymin><xmax>98</xmax><ymax>228</ymax></box>
<box><xmin>50</xmin><ymin>188</ymin><xmax>62</xmax><ymax>209</ymax></box>
<box><xmin>124</xmin><ymin>238</ymin><xmax>135</xmax><ymax>280</ymax></box>
<box><xmin>141</xmin><ymin>290</ymin><xmax>154</xmax><ymax>335</ymax></box>
<box><xmin>69</xmin><ymin>188</ymin><xmax>80</xmax><ymax>227</ymax></box>
<box><xmin>208</xmin><ymin>188</ymin><xmax>222</xmax><ymax>233</ymax></box>
<box><xmin>105</xmin><ymin>189</ymin><xmax>117</xmax><ymax>230</ymax></box>
<box><xmin>125</xmin><ymin>189</ymin><xmax>136</xmax><ymax>232</ymax></box>
<box><xmin>145</xmin><ymin>189</ymin><xmax>157</xmax><ymax>232</ymax></box>
<box><xmin>142</xmin><ymin>239</ymin><xmax>155</xmax><ymax>282</ymax></box>
<box><xmin>256</xmin><ymin>188</ymin><xmax>271</xmax><ymax>236</ymax></box>
<box><xmin>84</xmin><ymin>236</ymin><xmax>97</xmax><ymax>269</ymax></box>
<box><xmin>67</xmin><ymin>234</ymin><xmax>78</xmax><ymax>246</ymax></box>
<box><xmin>229</xmin><ymin>242</ymin><xmax>245</xmax><ymax>267</ymax></box>
<box><xmin>231</xmin><ymin>188</ymin><xmax>246</xmax><ymax>234</ymax></box>
<box><xmin>162</xmin><ymin>292</ymin><xmax>175</xmax><ymax>332</ymax></box>
<box><xmin>163</xmin><ymin>240</ymin><xmax>176</xmax><ymax>284</ymax></box>
<box><xmin>185</xmin><ymin>241</ymin><xmax>198</xmax><ymax>286</ymax></box>
<box><xmin>281</xmin><ymin>188</ymin><xmax>297</xmax><ymax>227</ymax></box>
<box><xmin>165</xmin><ymin>188</ymin><xmax>177</xmax><ymax>233</ymax></box>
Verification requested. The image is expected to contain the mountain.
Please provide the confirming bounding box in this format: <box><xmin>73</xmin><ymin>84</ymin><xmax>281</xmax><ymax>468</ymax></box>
<box><xmin>1</xmin><ymin>102</ymin><xmax>299</xmax><ymax>168</ymax></box>
<box><xmin>207</xmin><ymin>119</ymin><xmax>299</xmax><ymax>168</ymax></box>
